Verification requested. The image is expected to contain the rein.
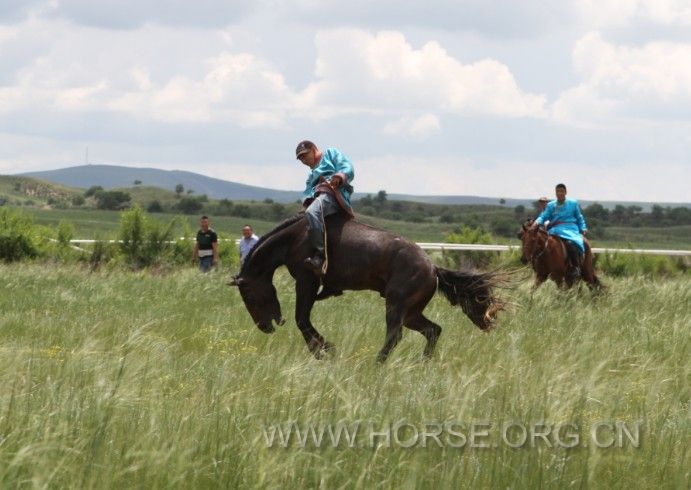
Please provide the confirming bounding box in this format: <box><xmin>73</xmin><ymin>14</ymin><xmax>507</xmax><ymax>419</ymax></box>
<box><xmin>529</xmin><ymin>230</ymin><xmax>550</xmax><ymax>265</ymax></box>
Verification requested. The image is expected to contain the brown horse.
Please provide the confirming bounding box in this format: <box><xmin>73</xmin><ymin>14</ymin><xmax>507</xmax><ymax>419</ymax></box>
<box><xmin>231</xmin><ymin>213</ymin><xmax>506</xmax><ymax>362</ymax></box>
<box><xmin>518</xmin><ymin>222</ymin><xmax>601</xmax><ymax>289</ymax></box>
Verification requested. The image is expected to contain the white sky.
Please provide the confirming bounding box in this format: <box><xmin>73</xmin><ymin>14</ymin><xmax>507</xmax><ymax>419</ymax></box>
<box><xmin>1</xmin><ymin>0</ymin><xmax>690</xmax><ymax>202</ymax></box>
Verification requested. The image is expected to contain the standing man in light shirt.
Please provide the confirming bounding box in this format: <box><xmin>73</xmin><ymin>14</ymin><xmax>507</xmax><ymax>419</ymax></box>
<box><xmin>239</xmin><ymin>224</ymin><xmax>259</xmax><ymax>265</ymax></box>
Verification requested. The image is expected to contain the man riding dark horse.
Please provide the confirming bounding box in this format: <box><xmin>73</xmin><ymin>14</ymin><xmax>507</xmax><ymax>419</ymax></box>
<box><xmin>295</xmin><ymin>140</ymin><xmax>354</xmax><ymax>276</ymax></box>
<box><xmin>530</xmin><ymin>183</ymin><xmax>588</xmax><ymax>283</ymax></box>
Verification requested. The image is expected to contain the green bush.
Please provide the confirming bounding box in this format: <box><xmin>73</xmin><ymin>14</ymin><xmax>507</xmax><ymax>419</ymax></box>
<box><xmin>85</xmin><ymin>235</ymin><xmax>118</xmax><ymax>270</ymax></box>
<box><xmin>170</xmin><ymin>221</ymin><xmax>194</xmax><ymax>266</ymax></box>
<box><xmin>598</xmin><ymin>252</ymin><xmax>687</xmax><ymax>277</ymax></box>
<box><xmin>50</xmin><ymin>220</ymin><xmax>78</xmax><ymax>261</ymax></box>
<box><xmin>443</xmin><ymin>225</ymin><xmax>496</xmax><ymax>268</ymax></box>
<box><xmin>0</xmin><ymin>207</ymin><xmax>44</xmax><ymax>262</ymax></box>
<box><xmin>217</xmin><ymin>233</ymin><xmax>240</xmax><ymax>271</ymax></box>
<box><xmin>118</xmin><ymin>206</ymin><xmax>177</xmax><ymax>269</ymax></box>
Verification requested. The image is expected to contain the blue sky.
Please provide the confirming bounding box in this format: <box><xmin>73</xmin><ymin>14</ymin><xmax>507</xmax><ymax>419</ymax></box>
<box><xmin>1</xmin><ymin>1</ymin><xmax>690</xmax><ymax>201</ymax></box>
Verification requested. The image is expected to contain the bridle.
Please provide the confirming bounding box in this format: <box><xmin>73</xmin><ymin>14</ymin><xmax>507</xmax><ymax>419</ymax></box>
<box><xmin>522</xmin><ymin>226</ymin><xmax>550</xmax><ymax>266</ymax></box>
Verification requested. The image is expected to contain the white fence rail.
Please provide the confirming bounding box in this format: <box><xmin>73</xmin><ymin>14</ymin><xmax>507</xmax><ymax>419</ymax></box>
<box><xmin>67</xmin><ymin>239</ymin><xmax>691</xmax><ymax>256</ymax></box>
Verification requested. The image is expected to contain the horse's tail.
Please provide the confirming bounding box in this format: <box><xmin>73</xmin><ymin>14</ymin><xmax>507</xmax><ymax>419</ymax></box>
<box><xmin>435</xmin><ymin>267</ymin><xmax>506</xmax><ymax>330</ymax></box>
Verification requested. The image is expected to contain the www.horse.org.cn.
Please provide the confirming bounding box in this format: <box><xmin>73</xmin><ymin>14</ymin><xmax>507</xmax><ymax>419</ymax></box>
<box><xmin>260</xmin><ymin>420</ymin><xmax>641</xmax><ymax>449</ymax></box>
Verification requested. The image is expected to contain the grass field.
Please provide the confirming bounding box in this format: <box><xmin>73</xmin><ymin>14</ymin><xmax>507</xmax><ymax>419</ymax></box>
<box><xmin>0</xmin><ymin>264</ymin><xmax>688</xmax><ymax>488</ymax></box>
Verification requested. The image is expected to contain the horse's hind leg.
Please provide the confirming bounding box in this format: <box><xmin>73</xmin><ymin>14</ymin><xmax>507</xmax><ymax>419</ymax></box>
<box><xmin>377</xmin><ymin>301</ymin><xmax>405</xmax><ymax>363</ymax></box>
<box><xmin>581</xmin><ymin>250</ymin><xmax>602</xmax><ymax>290</ymax></box>
<box><xmin>404</xmin><ymin>313</ymin><xmax>442</xmax><ymax>359</ymax></box>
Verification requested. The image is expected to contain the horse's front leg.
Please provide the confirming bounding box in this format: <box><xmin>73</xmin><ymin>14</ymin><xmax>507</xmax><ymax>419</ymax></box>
<box><xmin>295</xmin><ymin>277</ymin><xmax>333</xmax><ymax>359</ymax></box>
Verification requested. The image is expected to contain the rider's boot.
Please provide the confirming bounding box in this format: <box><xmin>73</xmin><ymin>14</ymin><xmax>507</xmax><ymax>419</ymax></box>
<box><xmin>304</xmin><ymin>227</ymin><xmax>327</xmax><ymax>276</ymax></box>
<box><xmin>566</xmin><ymin>244</ymin><xmax>582</xmax><ymax>283</ymax></box>
<box><xmin>304</xmin><ymin>251</ymin><xmax>326</xmax><ymax>276</ymax></box>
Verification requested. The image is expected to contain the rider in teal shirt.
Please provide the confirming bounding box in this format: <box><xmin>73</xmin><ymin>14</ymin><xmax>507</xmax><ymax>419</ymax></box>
<box><xmin>532</xmin><ymin>183</ymin><xmax>588</xmax><ymax>281</ymax></box>
<box><xmin>296</xmin><ymin>140</ymin><xmax>355</xmax><ymax>275</ymax></box>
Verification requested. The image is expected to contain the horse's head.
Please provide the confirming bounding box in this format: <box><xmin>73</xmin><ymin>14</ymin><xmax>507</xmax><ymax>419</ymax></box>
<box><xmin>517</xmin><ymin>220</ymin><xmax>545</xmax><ymax>265</ymax></box>
<box><xmin>230</xmin><ymin>274</ymin><xmax>285</xmax><ymax>334</ymax></box>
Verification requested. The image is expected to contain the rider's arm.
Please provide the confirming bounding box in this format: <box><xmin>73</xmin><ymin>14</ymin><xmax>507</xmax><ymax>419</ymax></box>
<box><xmin>326</xmin><ymin>148</ymin><xmax>354</xmax><ymax>187</ymax></box>
<box><xmin>574</xmin><ymin>201</ymin><xmax>587</xmax><ymax>233</ymax></box>
<box><xmin>534</xmin><ymin>203</ymin><xmax>553</xmax><ymax>226</ymax></box>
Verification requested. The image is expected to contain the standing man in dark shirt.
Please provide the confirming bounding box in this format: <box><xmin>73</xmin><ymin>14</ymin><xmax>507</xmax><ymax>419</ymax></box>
<box><xmin>192</xmin><ymin>215</ymin><xmax>218</xmax><ymax>272</ymax></box>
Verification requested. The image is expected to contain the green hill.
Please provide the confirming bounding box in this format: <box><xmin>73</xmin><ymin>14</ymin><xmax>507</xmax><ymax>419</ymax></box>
<box><xmin>0</xmin><ymin>175</ymin><xmax>83</xmax><ymax>207</ymax></box>
<box><xmin>19</xmin><ymin>164</ymin><xmax>690</xmax><ymax>211</ymax></box>
<box><xmin>21</xmin><ymin>164</ymin><xmax>299</xmax><ymax>203</ymax></box>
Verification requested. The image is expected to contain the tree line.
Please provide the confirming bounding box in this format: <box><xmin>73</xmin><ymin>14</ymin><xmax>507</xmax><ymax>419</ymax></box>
<box><xmin>48</xmin><ymin>185</ymin><xmax>691</xmax><ymax>240</ymax></box>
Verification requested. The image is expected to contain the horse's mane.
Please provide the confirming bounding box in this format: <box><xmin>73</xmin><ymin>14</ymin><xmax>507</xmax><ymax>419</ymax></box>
<box><xmin>240</xmin><ymin>212</ymin><xmax>305</xmax><ymax>275</ymax></box>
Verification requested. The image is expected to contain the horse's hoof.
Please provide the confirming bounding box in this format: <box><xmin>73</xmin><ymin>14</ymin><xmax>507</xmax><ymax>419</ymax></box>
<box><xmin>308</xmin><ymin>338</ymin><xmax>334</xmax><ymax>360</ymax></box>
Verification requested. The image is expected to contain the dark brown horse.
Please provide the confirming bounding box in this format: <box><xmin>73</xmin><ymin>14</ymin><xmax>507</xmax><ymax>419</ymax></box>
<box><xmin>231</xmin><ymin>213</ymin><xmax>506</xmax><ymax>362</ymax></box>
<box><xmin>517</xmin><ymin>221</ymin><xmax>601</xmax><ymax>289</ymax></box>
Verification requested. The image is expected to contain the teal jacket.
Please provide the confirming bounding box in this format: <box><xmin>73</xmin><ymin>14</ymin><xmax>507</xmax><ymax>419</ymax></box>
<box><xmin>535</xmin><ymin>198</ymin><xmax>588</xmax><ymax>252</ymax></box>
<box><xmin>301</xmin><ymin>148</ymin><xmax>355</xmax><ymax>209</ymax></box>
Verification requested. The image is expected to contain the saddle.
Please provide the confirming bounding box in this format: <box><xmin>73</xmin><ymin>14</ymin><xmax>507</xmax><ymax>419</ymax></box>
<box><xmin>314</xmin><ymin>180</ymin><xmax>355</xmax><ymax>219</ymax></box>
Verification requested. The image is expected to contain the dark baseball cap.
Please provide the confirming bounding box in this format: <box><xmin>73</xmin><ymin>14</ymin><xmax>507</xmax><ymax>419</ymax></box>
<box><xmin>295</xmin><ymin>140</ymin><xmax>315</xmax><ymax>158</ymax></box>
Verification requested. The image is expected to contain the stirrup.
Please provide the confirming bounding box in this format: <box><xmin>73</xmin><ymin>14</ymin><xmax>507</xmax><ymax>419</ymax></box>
<box><xmin>567</xmin><ymin>266</ymin><xmax>581</xmax><ymax>282</ymax></box>
<box><xmin>304</xmin><ymin>254</ymin><xmax>326</xmax><ymax>276</ymax></box>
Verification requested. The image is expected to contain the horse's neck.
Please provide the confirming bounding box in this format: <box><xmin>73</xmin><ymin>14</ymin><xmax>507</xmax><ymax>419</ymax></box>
<box><xmin>244</xmin><ymin>224</ymin><xmax>295</xmax><ymax>276</ymax></box>
<box><xmin>532</xmin><ymin>233</ymin><xmax>550</xmax><ymax>258</ymax></box>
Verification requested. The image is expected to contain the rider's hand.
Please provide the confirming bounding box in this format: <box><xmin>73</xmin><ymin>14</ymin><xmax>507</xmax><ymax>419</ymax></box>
<box><xmin>582</xmin><ymin>230</ymin><xmax>588</xmax><ymax>236</ymax></box>
<box><xmin>329</xmin><ymin>175</ymin><xmax>342</xmax><ymax>189</ymax></box>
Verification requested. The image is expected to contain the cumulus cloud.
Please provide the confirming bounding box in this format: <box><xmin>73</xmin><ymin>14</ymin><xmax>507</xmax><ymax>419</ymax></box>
<box><xmin>383</xmin><ymin>114</ymin><xmax>440</xmax><ymax>138</ymax></box>
<box><xmin>576</xmin><ymin>0</ymin><xmax>691</xmax><ymax>28</ymax></box>
<box><xmin>47</xmin><ymin>0</ymin><xmax>254</xmax><ymax>29</ymax></box>
<box><xmin>278</xmin><ymin>0</ymin><xmax>577</xmax><ymax>39</ymax></box>
<box><xmin>0</xmin><ymin>18</ymin><xmax>304</xmax><ymax>128</ymax></box>
<box><xmin>106</xmin><ymin>53</ymin><xmax>299</xmax><ymax>126</ymax></box>
<box><xmin>553</xmin><ymin>32</ymin><xmax>691</xmax><ymax>126</ymax></box>
<box><xmin>0</xmin><ymin>20</ymin><xmax>545</xmax><ymax>131</ymax></box>
<box><xmin>0</xmin><ymin>1</ymin><xmax>41</xmax><ymax>24</ymax></box>
<box><xmin>308</xmin><ymin>29</ymin><xmax>547</xmax><ymax>119</ymax></box>
<box><xmin>1</xmin><ymin>3</ymin><xmax>689</xmax><ymax>201</ymax></box>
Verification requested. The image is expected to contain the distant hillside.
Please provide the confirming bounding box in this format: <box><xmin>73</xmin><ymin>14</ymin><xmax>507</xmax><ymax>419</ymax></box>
<box><xmin>21</xmin><ymin>165</ymin><xmax>300</xmax><ymax>203</ymax></box>
<box><xmin>17</xmin><ymin>164</ymin><xmax>690</xmax><ymax>210</ymax></box>
<box><xmin>0</xmin><ymin>175</ymin><xmax>82</xmax><ymax>206</ymax></box>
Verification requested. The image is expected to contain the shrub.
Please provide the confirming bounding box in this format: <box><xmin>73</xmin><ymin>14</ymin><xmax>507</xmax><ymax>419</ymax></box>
<box><xmin>443</xmin><ymin>225</ymin><xmax>495</xmax><ymax>268</ymax></box>
<box><xmin>118</xmin><ymin>206</ymin><xmax>176</xmax><ymax>269</ymax></box>
<box><xmin>147</xmin><ymin>200</ymin><xmax>164</xmax><ymax>213</ymax></box>
<box><xmin>86</xmin><ymin>235</ymin><xmax>118</xmax><ymax>270</ymax></box>
<box><xmin>598</xmin><ymin>252</ymin><xmax>687</xmax><ymax>278</ymax></box>
<box><xmin>95</xmin><ymin>190</ymin><xmax>131</xmax><ymax>210</ymax></box>
<box><xmin>0</xmin><ymin>207</ymin><xmax>43</xmax><ymax>262</ymax></box>
<box><xmin>175</xmin><ymin>197</ymin><xmax>204</xmax><ymax>215</ymax></box>
<box><xmin>217</xmin><ymin>233</ymin><xmax>241</xmax><ymax>270</ymax></box>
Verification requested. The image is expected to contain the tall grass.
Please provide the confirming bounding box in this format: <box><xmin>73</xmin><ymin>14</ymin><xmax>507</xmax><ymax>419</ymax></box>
<box><xmin>0</xmin><ymin>265</ymin><xmax>688</xmax><ymax>488</ymax></box>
